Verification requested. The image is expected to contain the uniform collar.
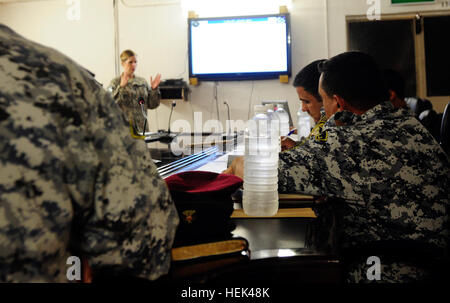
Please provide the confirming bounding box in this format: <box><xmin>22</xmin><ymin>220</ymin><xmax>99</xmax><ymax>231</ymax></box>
<box><xmin>319</xmin><ymin>107</ymin><xmax>326</xmax><ymax>117</ymax></box>
<box><xmin>327</xmin><ymin>101</ymin><xmax>394</xmax><ymax>127</ymax></box>
<box><xmin>317</xmin><ymin>109</ymin><xmax>328</xmax><ymax>125</ymax></box>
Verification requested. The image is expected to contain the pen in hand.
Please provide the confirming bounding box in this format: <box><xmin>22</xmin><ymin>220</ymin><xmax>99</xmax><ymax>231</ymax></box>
<box><xmin>281</xmin><ymin>128</ymin><xmax>297</xmax><ymax>141</ymax></box>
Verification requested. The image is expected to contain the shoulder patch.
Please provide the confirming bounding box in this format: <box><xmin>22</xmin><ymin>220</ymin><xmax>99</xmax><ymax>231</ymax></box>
<box><xmin>315</xmin><ymin>130</ymin><xmax>328</xmax><ymax>142</ymax></box>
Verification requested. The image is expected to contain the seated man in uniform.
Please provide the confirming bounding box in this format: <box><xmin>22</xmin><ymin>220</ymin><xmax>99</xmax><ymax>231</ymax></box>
<box><xmin>382</xmin><ymin>69</ymin><xmax>442</xmax><ymax>141</ymax></box>
<box><xmin>381</xmin><ymin>69</ymin><xmax>407</xmax><ymax>109</ymax></box>
<box><xmin>225</xmin><ymin>51</ymin><xmax>449</xmax><ymax>283</ymax></box>
<box><xmin>0</xmin><ymin>24</ymin><xmax>179</xmax><ymax>282</ymax></box>
<box><xmin>282</xmin><ymin>59</ymin><xmax>327</xmax><ymax>151</ymax></box>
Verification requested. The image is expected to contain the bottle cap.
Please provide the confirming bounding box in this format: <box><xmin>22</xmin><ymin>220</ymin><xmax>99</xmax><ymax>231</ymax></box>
<box><xmin>254</xmin><ymin>105</ymin><xmax>267</xmax><ymax>115</ymax></box>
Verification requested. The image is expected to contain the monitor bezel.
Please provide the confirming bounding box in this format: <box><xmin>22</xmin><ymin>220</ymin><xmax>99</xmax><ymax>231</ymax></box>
<box><xmin>187</xmin><ymin>13</ymin><xmax>292</xmax><ymax>81</ymax></box>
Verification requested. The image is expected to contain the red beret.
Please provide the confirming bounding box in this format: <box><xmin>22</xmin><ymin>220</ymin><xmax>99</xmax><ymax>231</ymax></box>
<box><xmin>165</xmin><ymin>171</ymin><xmax>243</xmax><ymax>195</ymax></box>
<box><xmin>165</xmin><ymin>171</ymin><xmax>243</xmax><ymax>246</ymax></box>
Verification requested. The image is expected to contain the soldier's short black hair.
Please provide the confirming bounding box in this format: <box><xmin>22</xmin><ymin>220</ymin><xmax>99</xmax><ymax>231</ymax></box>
<box><xmin>293</xmin><ymin>59</ymin><xmax>325</xmax><ymax>102</ymax></box>
<box><xmin>381</xmin><ymin>69</ymin><xmax>405</xmax><ymax>99</ymax></box>
<box><xmin>318</xmin><ymin>51</ymin><xmax>385</xmax><ymax>111</ymax></box>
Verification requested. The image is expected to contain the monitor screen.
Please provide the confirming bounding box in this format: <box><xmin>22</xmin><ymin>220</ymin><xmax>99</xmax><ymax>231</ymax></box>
<box><xmin>188</xmin><ymin>14</ymin><xmax>291</xmax><ymax>81</ymax></box>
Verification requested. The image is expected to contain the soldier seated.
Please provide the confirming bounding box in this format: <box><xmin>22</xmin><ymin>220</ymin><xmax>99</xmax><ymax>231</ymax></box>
<box><xmin>281</xmin><ymin>59</ymin><xmax>328</xmax><ymax>151</ymax></box>
<box><xmin>226</xmin><ymin>51</ymin><xmax>449</xmax><ymax>283</ymax></box>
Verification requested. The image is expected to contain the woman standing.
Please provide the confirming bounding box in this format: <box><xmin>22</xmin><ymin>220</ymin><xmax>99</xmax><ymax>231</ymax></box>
<box><xmin>109</xmin><ymin>49</ymin><xmax>161</xmax><ymax>135</ymax></box>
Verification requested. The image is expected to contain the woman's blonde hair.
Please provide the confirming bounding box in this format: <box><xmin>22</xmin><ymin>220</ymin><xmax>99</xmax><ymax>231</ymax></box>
<box><xmin>120</xmin><ymin>49</ymin><xmax>136</xmax><ymax>62</ymax></box>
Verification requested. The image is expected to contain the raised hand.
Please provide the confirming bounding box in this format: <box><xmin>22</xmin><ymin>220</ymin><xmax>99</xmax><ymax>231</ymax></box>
<box><xmin>150</xmin><ymin>73</ymin><xmax>161</xmax><ymax>90</ymax></box>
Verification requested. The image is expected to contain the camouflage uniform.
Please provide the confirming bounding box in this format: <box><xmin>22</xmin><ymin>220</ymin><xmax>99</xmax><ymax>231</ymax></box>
<box><xmin>279</xmin><ymin>101</ymin><xmax>449</xmax><ymax>282</ymax></box>
<box><xmin>0</xmin><ymin>24</ymin><xmax>179</xmax><ymax>282</ymax></box>
<box><xmin>108</xmin><ymin>76</ymin><xmax>160</xmax><ymax>134</ymax></box>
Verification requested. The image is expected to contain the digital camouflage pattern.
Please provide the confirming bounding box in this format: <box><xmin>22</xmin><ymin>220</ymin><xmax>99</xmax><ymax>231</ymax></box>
<box><xmin>279</xmin><ymin>101</ymin><xmax>449</xmax><ymax>282</ymax></box>
<box><xmin>0</xmin><ymin>24</ymin><xmax>179</xmax><ymax>282</ymax></box>
<box><xmin>108</xmin><ymin>76</ymin><xmax>160</xmax><ymax>134</ymax></box>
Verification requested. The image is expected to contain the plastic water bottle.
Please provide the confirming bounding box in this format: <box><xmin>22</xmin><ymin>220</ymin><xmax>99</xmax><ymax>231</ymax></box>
<box><xmin>297</xmin><ymin>109</ymin><xmax>311</xmax><ymax>140</ymax></box>
<box><xmin>265</xmin><ymin>105</ymin><xmax>281</xmax><ymax>151</ymax></box>
<box><xmin>275</xmin><ymin>104</ymin><xmax>290</xmax><ymax>137</ymax></box>
<box><xmin>243</xmin><ymin>105</ymin><xmax>279</xmax><ymax>216</ymax></box>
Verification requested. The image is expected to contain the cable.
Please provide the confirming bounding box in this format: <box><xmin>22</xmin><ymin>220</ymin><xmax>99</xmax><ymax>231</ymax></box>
<box><xmin>142</xmin><ymin>120</ymin><xmax>147</xmax><ymax>136</ymax></box>
<box><xmin>209</xmin><ymin>84</ymin><xmax>214</xmax><ymax>121</ymax></box>
<box><xmin>176</xmin><ymin>50</ymin><xmax>189</xmax><ymax>78</ymax></box>
<box><xmin>224</xmin><ymin>101</ymin><xmax>231</xmax><ymax>134</ymax></box>
<box><xmin>214</xmin><ymin>81</ymin><xmax>220</xmax><ymax>122</ymax></box>
<box><xmin>168</xmin><ymin>100</ymin><xmax>176</xmax><ymax>132</ymax></box>
<box><xmin>188</xmin><ymin>89</ymin><xmax>195</xmax><ymax>125</ymax></box>
<box><xmin>113</xmin><ymin>0</ymin><xmax>120</xmax><ymax>77</ymax></box>
<box><xmin>247</xmin><ymin>81</ymin><xmax>254</xmax><ymax>120</ymax></box>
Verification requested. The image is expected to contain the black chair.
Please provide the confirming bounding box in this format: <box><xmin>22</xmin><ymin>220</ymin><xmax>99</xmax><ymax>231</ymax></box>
<box><xmin>440</xmin><ymin>102</ymin><xmax>450</xmax><ymax>155</ymax></box>
<box><xmin>406</xmin><ymin>97</ymin><xmax>443</xmax><ymax>142</ymax></box>
<box><xmin>306</xmin><ymin>198</ymin><xmax>450</xmax><ymax>283</ymax></box>
<box><xmin>405</xmin><ymin>97</ymin><xmax>433</xmax><ymax>116</ymax></box>
<box><xmin>418</xmin><ymin>109</ymin><xmax>442</xmax><ymax>141</ymax></box>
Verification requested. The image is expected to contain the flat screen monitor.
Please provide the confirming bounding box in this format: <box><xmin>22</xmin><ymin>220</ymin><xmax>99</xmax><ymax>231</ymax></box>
<box><xmin>188</xmin><ymin>13</ymin><xmax>291</xmax><ymax>81</ymax></box>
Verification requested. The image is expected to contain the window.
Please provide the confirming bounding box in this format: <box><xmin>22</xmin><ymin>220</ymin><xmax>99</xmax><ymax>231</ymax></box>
<box><xmin>347</xmin><ymin>12</ymin><xmax>450</xmax><ymax>112</ymax></box>
<box><xmin>423</xmin><ymin>15</ymin><xmax>450</xmax><ymax>96</ymax></box>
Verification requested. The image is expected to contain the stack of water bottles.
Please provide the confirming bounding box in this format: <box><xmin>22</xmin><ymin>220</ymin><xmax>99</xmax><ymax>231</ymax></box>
<box><xmin>243</xmin><ymin>105</ymin><xmax>279</xmax><ymax>216</ymax></box>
